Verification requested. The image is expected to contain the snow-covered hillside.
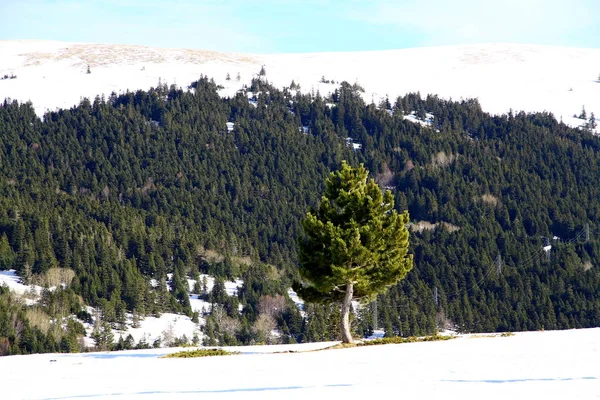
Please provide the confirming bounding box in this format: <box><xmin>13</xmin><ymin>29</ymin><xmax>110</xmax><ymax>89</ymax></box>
<box><xmin>1</xmin><ymin>40</ymin><xmax>599</xmax><ymax>129</ymax></box>
<box><xmin>1</xmin><ymin>328</ymin><xmax>598</xmax><ymax>400</ymax></box>
<box><xmin>1</xmin><ymin>269</ymin><xmax>243</xmax><ymax>348</ymax></box>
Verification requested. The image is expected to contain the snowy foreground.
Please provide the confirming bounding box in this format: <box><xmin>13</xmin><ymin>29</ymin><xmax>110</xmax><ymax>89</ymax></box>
<box><xmin>2</xmin><ymin>328</ymin><xmax>598</xmax><ymax>400</ymax></box>
<box><xmin>1</xmin><ymin>41</ymin><xmax>599</xmax><ymax>129</ymax></box>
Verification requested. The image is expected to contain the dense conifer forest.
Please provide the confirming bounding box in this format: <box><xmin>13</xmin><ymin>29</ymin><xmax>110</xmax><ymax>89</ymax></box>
<box><xmin>1</xmin><ymin>76</ymin><xmax>600</xmax><ymax>354</ymax></box>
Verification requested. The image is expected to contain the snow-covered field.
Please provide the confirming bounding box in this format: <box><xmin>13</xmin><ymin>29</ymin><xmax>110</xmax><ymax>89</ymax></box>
<box><xmin>1</xmin><ymin>40</ymin><xmax>599</xmax><ymax>129</ymax></box>
<box><xmin>1</xmin><ymin>328</ymin><xmax>598</xmax><ymax>400</ymax></box>
<box><xmin>3</xmin><ymin>267</ymin><xmax>598</xmax><ymax>398</ymax></box>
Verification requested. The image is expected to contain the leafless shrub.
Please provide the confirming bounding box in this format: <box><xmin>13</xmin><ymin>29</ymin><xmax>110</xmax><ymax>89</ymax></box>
<box><xmin>410</xmin><ymin>221</ymin><xmax>437</xmax><ymax>232</ymax></box>
<box><xmin>431</xmin><ymin>151</ymin><xmax>456</xmax><ymax>167</ymax></box>
<box><xmin>436</xmin><ymin>309</ymin><xmax>455</xmax><ymax>331</ymax></box>
<box><xmin>258</xmin><ymin>295</ymin><xmax>287</xmax><ymax>317</ymax></box>
<box><xmin>12</xmin><ymin>314</ymin><xmax>24</xmax><ymax>340</ymax></box>
<box><xmin>375</xmin><ymin>163</ymin><xmax>395</xmax><ymax>188</ymax></box>
<box><xmin>410</xmin><ymin>221</ymin><xmax>460</xmax><ymax>233</ymax></box>
<box><xmin>0</xmin><ymin>337</ymin><xmax>10</xmax><ymax>356</ymax></box>
<box><xmin>26</xmin><ymin>308</ymin><xmax>52</xmax><ymax>335</ymax></box>
<box><xmin>34</xmin><ymin>268</ymin><xmax>75</xmax><ymax>288</ymax></box>
<box><xmin>161</xmin><ymin>322</ymin><xmax>176</xmax><ymax>347</ymax></box>
<box><xmin>442</xmin><ymin>222</ymin><xmax>461</xmax><ymax>233</ymax></box>
<box><xmin>140</xmin><ymin>178</ymin><xmax>156</xmax><ymax>195</ymax></box>
<box><xmin>202</xmin><ymin>249</ymin><xmax>224</xmax><ymax>263</ymax></box>
<box><xmin>252</xmin><ymin>314</ymin><xmax>277</xmax><ymax>344</ymax></box>
<box><xmin>403</xmin><ymin>160</ymin><xmax>415</xmax><ymax>172</ymax></box>
<box><xmin>481</xmin><ymin>194</ymin><xmax>500</xmax><ymax>207</ymax></box>
<box><xmin>232</xmin><ymin>256</ymin><xmax>252</xmax><ymax>267</ymax></box>
<box><xmin>221</xmin><ymin>316</ymin><xmax>241</xmax><ymax>337</ymax></box>
<box><xmin>212</xmin><ymin>304</ymin><xmax>240</xmax><ymax>337</ymax></box>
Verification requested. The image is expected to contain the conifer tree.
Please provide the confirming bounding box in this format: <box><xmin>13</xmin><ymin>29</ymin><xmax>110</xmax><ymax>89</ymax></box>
<box><xmin>295</xmin><ymin>162</ymin><xmax>413</xmax><ymax>343</ymax></box>
<box><xmin>0</xmin><ymin>234</ymin><xmax>15</xmax><ymax>270</ymax></box>
<box><xmin>92</xmin><ymin>318</ymin><xmax>114</xmax><ymax>351</ymax></box>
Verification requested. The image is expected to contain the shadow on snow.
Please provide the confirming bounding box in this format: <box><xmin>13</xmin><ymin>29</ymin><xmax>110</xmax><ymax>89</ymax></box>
<box><xmin>42</xmin><ymin>384</ymin><xmax>353</xmax><ymax>399</ymax></box>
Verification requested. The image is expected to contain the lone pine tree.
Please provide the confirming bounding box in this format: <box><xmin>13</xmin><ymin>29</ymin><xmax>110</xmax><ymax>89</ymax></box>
<box><xmin>295</xmin><ymin>161</ymin><xmax>413</xmax><ymax>343</ymax></box>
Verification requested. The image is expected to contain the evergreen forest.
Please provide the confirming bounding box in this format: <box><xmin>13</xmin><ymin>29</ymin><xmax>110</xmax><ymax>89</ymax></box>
<box><xmin>1</xmin><ymin>76</ymin><xmax>600</xmax><ymax>355</ymax></box>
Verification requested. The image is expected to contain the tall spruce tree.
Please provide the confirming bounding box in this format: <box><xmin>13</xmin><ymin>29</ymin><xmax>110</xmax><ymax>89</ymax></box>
<box><xmin>295</xmin><ymin>162</ymin><xmax>413</xmax><ymax>343</ymax></box>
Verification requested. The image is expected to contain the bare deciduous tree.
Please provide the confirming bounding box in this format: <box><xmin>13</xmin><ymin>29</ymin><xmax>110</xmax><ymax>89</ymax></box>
<box><xmin>252</xmin><ymin>314</ymin><xmax>277</xmax><ymax>344</ymax></box>
<box><xmin>258</xmin><ymin>295</ymin><xmax>287</xmax><ymax>317</ymax></box>
<box><xmin>161</xmin><ymin>321</ymin><xmax>176</xmax><ymax>347</ymax></box>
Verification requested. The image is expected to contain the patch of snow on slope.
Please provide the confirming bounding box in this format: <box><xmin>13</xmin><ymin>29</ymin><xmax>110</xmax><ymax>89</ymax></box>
<box><xmin>345</xmin><ymin>137</ymin><xmax>362</xmax><ymax>150</ymax></box>
<box><xmin>365</xmin><ymin>329</ymin><xmax>385</xmax><ymax>340</ymax></box>
<box><xmin>80</xmin><ymin>310</ymin><xmax>203</xmax><ymax>348</ymax></box>
<box><xmin>189</xmin><ymin>295</ymin><xmax>211</xmax><ymax>314</ymax></box>
<box><xmin>403</xmin><ymin>112</ymin><xmax>435</xmax><ymax>127</ymax></box>
<box><xmin>113</xmin><ymin>313</ymin><xmax>201</xmax><ymax>346</ymax></box>
<box><xmin>0</xmin><ymin>269</ymin><xmax>30</xmax><ymax>295</ymax></box>
<box><xmin>0</xmin><ymin>269</ymin><xmax>43</xmax><ymax>303</ymax></box>
<box><xmin>186</xmin><ymin>274</ymin><xmax>243</xmax><ymax>296</ymax></box>
<box><xmin>287</xmin><ymin>288</ymin><xmax>304</xmax><ymax>310</ymax></box>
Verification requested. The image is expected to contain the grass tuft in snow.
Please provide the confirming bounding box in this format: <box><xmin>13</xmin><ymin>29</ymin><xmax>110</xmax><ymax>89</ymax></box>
<box><xmin>161</xmin><ymin>348</ymin><xmax>240</xmax><ymax>358</ymax></box>
<box><xmin>358</xmin><ymin>334</ymin><xmax>454</xmax><ymax>346</ymax></box>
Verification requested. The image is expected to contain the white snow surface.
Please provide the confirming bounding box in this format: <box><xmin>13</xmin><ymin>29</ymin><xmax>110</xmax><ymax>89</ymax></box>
<box><xmin>286</xmin><ymin>288</ymin><xmax>304</xmax><ymax>309</ymax></box>
<box><xmin>110</xmin><ymin>313</ymin><xmax>201</xmax><ymax>347</ymax></box>
<box><xmin>0</xmin><ymin>269</ymin><xmax>31</xmax><ymax>295</ymax></box>
<box><xmin>1</xmin><ymin>328</ymin><xmax>598</xmax><ymax>399</ymax></box>
<box><xmin>404</xmin><ymin>112</ymin><xmax>435</xmax><ymax>127</ymax></box>
<box><xmin>186</xmin><ymin>275</ymin><xmax>243</xmax><ymax>297</ymax></box>
<box><xmin>1</xmin><ymin>41</ymin><xmax>600</xmax><ymax>129</ymax></box>
<box><xmin>0</xmin><ymin>269</ymin><xmax>43</xmax><ymax>303</ymax></box>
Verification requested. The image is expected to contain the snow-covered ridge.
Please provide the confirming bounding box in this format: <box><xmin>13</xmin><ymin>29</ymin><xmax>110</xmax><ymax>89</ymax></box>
<box><xmin>1</xmin><ymin>40</ymin><xmax>599</xmax><ymax>128</ymax></box>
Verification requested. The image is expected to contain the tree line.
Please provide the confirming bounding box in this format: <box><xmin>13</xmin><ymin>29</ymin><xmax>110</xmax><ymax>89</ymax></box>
<box><xmin>1</xmin><ymin>75</ymin><xmax>600</xmax><ymax>354</ymax></box>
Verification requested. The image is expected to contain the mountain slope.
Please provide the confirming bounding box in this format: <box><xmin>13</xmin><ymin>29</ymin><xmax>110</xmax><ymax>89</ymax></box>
<box><xmin>2</xmin><ymin>42</ymin><xmax>600</xmax><ymax>354</ymax></box>
<box><xmin>1</xmin><ymin>40</ymin><xmax>599</xmax><ymax>128</ymax></box>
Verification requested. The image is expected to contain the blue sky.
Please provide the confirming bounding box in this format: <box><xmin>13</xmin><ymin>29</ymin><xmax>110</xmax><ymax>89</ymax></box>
<box><xmin>1</xmin><ymin>0</ymin><xmax>598</xmax><ymax>53</ymax></box>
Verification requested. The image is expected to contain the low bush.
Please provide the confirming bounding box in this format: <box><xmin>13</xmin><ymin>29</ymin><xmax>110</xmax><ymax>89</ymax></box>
<box><xmin>161</xmin><ymin>348</ymin><xmax>239</xmax><ymax>358</ymax></box>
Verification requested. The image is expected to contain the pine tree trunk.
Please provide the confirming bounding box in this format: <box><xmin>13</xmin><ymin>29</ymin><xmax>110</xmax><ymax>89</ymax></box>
<box><xmin>341</xmin><ymin>281</ymin><xmax>354</xmax><ymax>343</ymax></box>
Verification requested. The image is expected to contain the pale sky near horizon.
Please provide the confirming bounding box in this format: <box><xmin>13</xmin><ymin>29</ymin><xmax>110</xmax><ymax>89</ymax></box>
<box><xmin>0</xmin><ymin>0</ymin><xmax>598</xmax><ymax>53</ymax></box>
